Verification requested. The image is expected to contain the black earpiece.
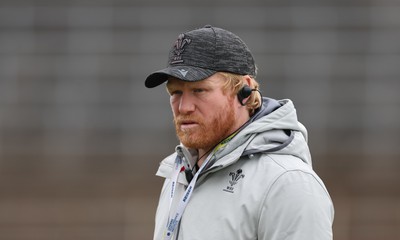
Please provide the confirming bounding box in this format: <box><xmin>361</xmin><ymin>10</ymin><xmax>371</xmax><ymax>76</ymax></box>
<box><xmin>237</xmin><ymin>85</ymin><xmax>253</xmax><ymax>106</ymax></box>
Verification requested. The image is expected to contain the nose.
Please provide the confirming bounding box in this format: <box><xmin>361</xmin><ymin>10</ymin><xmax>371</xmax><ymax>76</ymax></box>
<box><xmin>178</xmin><ymin>92</ymin><xmax>195</xmax><ymax>114</ymax></box>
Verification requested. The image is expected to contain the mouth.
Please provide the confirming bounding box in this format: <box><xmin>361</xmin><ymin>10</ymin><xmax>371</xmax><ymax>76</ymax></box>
<box><xmin>178</xmin><ymin>120</ymin><xmax>199</xmax><ymax>130</ymax></box>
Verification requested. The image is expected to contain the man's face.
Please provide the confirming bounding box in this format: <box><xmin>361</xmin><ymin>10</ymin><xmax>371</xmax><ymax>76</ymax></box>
<box><xmin>167</xmin><ymin>74</ymin><xmax>240</xmax><ymax>151</ymax></box>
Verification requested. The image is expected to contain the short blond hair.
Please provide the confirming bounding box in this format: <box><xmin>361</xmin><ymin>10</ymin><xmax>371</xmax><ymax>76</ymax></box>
<box><xmin>219</xmin><ymin>72</ymin><xmax>262</xmax><ymax>115</ymax></box>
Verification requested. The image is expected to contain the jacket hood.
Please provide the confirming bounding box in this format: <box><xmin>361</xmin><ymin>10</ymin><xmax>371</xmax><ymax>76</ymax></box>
<box><xmin>213</xmin><ymin>97</ymin><xmax>312</xmax><ymax>167</ymax></box>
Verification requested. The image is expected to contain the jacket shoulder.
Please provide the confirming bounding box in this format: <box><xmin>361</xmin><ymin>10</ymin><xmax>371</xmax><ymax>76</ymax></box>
<box><xmin>262</xmin><ymin>153</ymin><xmax>313</xmax><ymax>173</ymax></box>
<box><xmin>247</xmin><ymin>153</ymin><xmax>330</xmax><ymax>199</ymax></box>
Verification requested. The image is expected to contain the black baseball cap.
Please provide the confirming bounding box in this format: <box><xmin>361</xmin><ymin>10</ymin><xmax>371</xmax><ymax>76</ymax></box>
<box><xmin>145</xmin><ymin>25</ymin><xmax>256</xmax><ymax>88</ymax></box>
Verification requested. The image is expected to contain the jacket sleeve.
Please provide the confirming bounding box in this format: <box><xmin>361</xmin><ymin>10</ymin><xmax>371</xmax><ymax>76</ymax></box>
<box><xmin>258</xmin><ymin>170</ymin><xmax>334</xmax><ymax>240</ymax></box>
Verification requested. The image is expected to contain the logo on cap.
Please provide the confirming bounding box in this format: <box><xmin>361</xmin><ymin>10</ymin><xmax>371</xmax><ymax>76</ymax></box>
<box><xmin>178</xmin><ymin>69</ymin><xmax>188</xmax><ymax>77</ymax></box>
<box><xmin>171</xmin><ymin>34</ymin><xmax>191</xmax><ymax>64</ymax></box>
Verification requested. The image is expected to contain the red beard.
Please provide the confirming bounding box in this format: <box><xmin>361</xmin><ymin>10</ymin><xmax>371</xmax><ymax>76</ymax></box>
<box><xmin>174</xmin><ymin>100</ymin><xmax>236</xmax><ymax>151</ymax></box>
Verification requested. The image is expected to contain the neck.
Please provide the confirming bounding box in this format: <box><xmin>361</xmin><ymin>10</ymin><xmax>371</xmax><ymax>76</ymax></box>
<box><xmin>196</xmin><ymin>149</ymin><xmax>210</xmax><ymax>167</ymax></box>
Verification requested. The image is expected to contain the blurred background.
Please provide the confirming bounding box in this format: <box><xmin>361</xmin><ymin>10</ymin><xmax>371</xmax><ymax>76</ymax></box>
<box><xmin>0</xmin><ymin>0</ymin><xmax>399</xmax><ymax>239</ymax></box>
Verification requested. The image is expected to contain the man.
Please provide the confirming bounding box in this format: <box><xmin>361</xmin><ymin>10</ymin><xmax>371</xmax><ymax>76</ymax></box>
<box><xmin>145</xmin><ymin>25</ymin><xmax>334</xmax><ymax>240</ymax></box>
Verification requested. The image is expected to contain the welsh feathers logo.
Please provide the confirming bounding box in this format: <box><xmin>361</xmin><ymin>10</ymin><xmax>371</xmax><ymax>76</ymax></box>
<box><xmin>223</xmin><ymin>169</ymin><xmax>245</xmax><ymax>193</ymax></box>
<box><xmin>170</xmin><ymin>34</ymin><xmax>191</xmax><ymax>64</ymax></box>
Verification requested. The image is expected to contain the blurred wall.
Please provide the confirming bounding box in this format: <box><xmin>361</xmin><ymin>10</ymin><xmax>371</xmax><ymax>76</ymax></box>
<box><xmin>0</xmin><ymin>0</ymin><xmax>399</xmax><ymax>239</ymax></box>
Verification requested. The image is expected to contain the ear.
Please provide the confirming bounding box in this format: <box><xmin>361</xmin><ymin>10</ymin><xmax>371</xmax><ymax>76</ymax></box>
<box><xmin>239</xmin><ymin>75</ymin><xmax>253</xmax><ymax>105</ymax></box>
<box><xmin>243</xmin><ymin>75</ymin><xmax>252</xmax><ymax>86</ymax></box>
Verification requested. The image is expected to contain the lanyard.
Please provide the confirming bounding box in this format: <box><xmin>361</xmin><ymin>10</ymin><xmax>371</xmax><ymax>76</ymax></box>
<box><xmin>163</xmin><ymin>133</ymin><xmax>237</xmax><ymax>240</ymax></box>
<box><xmin>163</xmin><ymin>151</ymin><xmax>214</xmax><ymax>240</ymax></box>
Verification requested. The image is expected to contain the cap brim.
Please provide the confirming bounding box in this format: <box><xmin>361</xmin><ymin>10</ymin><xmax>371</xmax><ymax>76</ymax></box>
<box><xmin>145</xmin><ymin>66</ymin><xmax>216</xmax><ymax>88</ymax></box>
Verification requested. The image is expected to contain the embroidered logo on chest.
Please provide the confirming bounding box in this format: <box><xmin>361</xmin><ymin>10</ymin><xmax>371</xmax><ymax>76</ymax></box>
<box><xmin>223</xmin><ymin>169</ymin><xmax>245</xmax><ymax>193</ymax></box>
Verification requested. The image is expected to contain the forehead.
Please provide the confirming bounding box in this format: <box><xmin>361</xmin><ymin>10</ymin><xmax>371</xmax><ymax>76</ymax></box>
<box><xmin>167</xmin><ymin>73</ymin><xmax>226</xmax><ymax>87</ymax></box>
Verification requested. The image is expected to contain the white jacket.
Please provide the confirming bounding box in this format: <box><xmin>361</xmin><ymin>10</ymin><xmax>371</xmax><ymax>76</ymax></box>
<box><xmin>154</xmin><ymin>98</ymin><xmax>334</xmax><ymax>240</ymax></box>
